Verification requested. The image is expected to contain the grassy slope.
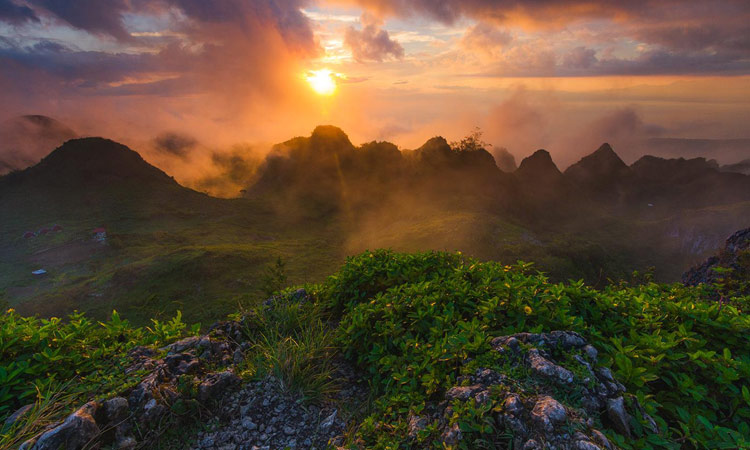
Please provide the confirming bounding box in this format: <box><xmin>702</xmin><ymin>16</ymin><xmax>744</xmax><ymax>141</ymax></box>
<box><xmin>0</xmin><ymin>181</ymin><xmax>345</xmax><ymax>325</ymax></box>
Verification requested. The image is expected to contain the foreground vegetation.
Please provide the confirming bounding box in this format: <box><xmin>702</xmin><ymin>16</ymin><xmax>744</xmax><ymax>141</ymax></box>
<box><xmin>2</xmin><ymin>250</ymin><xmax>749</xmax><ymax>449</ymax></box>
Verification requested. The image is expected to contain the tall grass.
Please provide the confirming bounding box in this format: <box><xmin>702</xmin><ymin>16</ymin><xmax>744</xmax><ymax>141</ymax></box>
<box><xmin>241</xmin><ymin>300</ymin><xmax>338</xmax><ymax>402</ymax></box>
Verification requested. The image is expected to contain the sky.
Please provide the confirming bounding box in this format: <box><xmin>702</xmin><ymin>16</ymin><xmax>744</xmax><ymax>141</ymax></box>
<box><xmin>1</xmin><ymin>0</ymin><xmax>749</xmax><ymax>180</ymax></box>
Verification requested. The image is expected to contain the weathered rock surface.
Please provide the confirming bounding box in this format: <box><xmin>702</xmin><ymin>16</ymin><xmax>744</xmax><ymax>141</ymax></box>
<box><xmin>683</xmin><ymin>227</ymin><xmax>750</xmax><ymax>291</ymax></box>
<box><xmin>14</xmin><ymin>320</ymin><xmax>636</xmax><ymax>449</ymax></box>
<box><xmin>415</xmin><ymin>331</ymin><xmax>637</xmax><ymax>449</ymax></box>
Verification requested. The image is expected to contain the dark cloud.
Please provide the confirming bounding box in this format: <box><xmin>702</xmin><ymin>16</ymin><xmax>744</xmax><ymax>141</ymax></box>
<box><xmin>351</xmin><ymin>0</ymin><xmax>749</xmax><ymax>27</ymax></box>
<box><xmin>153</xmin><ymin>132</ymin><xmax>197</xmax><ymax>159</ymax></box>
<box><xmin>0</xmin><ymin>0</ymin><xmax>38</xmax><ymax>24</ymax></box>
<box><xmin>562</xmin><ymin>47</ymin><xmax>597</xmax><ymax>69</ymax></box>
<box><xmin>344</xmin><ymin>14</ymin><xmax>404</xmax><ymax>62</ymax></box>
<box><xmin>28</xmin><ymin>0</ymin><xmax>132</xmax><ymax>40</ymax></box>
<box><xmin>354</xmin><ymin>0</ymin><xmax>750</xmax><ymax>75</ymax></box>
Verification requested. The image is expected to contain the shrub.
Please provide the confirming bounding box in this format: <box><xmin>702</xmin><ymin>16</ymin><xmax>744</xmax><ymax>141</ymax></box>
<box><xmin>0</xmin><ymin>309</ymin><xmax>196</xmax><ymax>426</ymax></box>
<box><xmin>326</xmin><ymin>251</ymin><xmax>750</xmax><ymax>449</ymax></box>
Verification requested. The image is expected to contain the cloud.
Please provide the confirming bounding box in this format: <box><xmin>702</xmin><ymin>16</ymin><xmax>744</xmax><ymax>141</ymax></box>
<box><xmin>0</xmin><ymin>0</ymin><xmax>38</xmax><ymax>24</ymax></box>
<box><xmin>348</xmin><ymin>0</ymin><xmax>750</xmax><ymax>75</ymax></box>
<box><xmin>460</xmin><ymin>22</ymin><xmax>512</xmax><ymax>57</ymax></box>
<box><xmin>28</xmin><ymin>0</ymin><xmax>132</xmax><ymax>40</ymax></box>
<box><xmin>153</xmin><ymin>132</ymin><xmax>197</xmax><ymax>159</ymax></box>
<box><xmin>344</xmin><ymin>13</ymin><xmax>404</xmax><ymax>62</ymax></box>
<box><xmin>562</xmin><ymin>46</ymin><xmax>597</xmax><ymax>69</ymax></box>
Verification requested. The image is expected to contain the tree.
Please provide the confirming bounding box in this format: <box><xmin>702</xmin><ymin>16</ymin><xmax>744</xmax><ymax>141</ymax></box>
<box><xmin>450</xmin><ymin>127</ymin><xmax>491</xmax><ymax>153</ymax></box>
<box><xmin>260</xmin><ymin>256</ymin><xmax>288</xmax><ymax>297</ymax></box>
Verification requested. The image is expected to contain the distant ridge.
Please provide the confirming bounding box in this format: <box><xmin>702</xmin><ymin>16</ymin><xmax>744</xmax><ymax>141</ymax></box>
<box><xmin>1</xmin><ymin>137</ymin><xmax>177</xmax><ymax>188</ymax></box>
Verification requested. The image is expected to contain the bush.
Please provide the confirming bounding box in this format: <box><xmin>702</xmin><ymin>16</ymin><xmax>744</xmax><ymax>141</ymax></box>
<box><xmin>325</xmin><ymin>251</ymin><xmax>750</xmax><ymax>449</ymax></box>
<box><xmin>0</xmin><ymin>309</ymin><xmax>196</xmax><ymax>430</ymax></box>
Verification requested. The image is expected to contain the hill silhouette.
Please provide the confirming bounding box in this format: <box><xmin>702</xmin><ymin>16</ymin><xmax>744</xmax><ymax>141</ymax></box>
<box><xmin>0</xmin><ymin>114</ymin><xmax>77</xmax><ymax>174</ymax></box>
<box><xmin>1</xmin><ymin>138</ymin><xmax>177</xmax><ymax>189</ymax></box>
<box><xmin>2</xmin><ymin>127</ymin><xmax>750</xmax><ymax>325</ymax></box>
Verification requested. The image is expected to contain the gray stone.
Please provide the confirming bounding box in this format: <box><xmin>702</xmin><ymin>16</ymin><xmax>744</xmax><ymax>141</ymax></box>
<box><xmin>591</xmin><ymin>429</ymin><xmax>612</xmax><ymax>450</ymax></box>
<box><xmin>242</xmin><ymin>418</ymin><xmax>258</xmax><ymax>430</ymax></box>
<box><xmin>503</xmin><ymin>394</ymin><xmax>524</xmax><ymax>416</ymax></box>
<box><xmin>606</xmin><ymin>396</ymin><xmax>632</xmax><ymax>438</ymax></box>
<box><xmin>102</xmin><ymin>397</ymin><xmax>129</xmax><ymax>425</ymax></box>
<box><xmin>441</xmin><ymin>423</ymin><xmax>462</xmax><ymax>446</ymax></box>
<box><xmin>583</xmin><ymin>345</ymin><xmax>598</xmax><ymax>361</ymax></box>
<box><xmin>528</xmin><ymin>349</ymin><xmax>574</xmax><ymax>384</ymax></box>
<box><xmin>198</xmin><ymin>371</ymin><xmax>240</xmax><ymax>402</ymax></box>
<box><xmin>531</xmin><ymin>396</ymin><xmax>567</xmax><ymax>432</ymax></box>
<box><xmin>575</xmin><ymin>440</ymin><xmax>603</xmax><ymax>450</ymax></box>
<box><xmin>445</xmin><ymin>385</ymin><xmax>484</xmax><ymax>401</ymax></box>
<box><xmin>319</xmin><ymin>409</ymin><xmax>337</xmax><ymax>431</ymax></box>
<box><xmin>3</xmin><ymin>404</ymin><xmax>33</xmax><ymax>429</ymax></box>
<box><xmin>407</xmin><ymin>415</ymin><xmax>428</xmax><ymax>439</ymax></box>
<box><xmin>32</xmin><ymin>401</ymin><xmax>100</xmax><ymax>450</ymax></box>
<box><xmin>165</xmin><ymin>336</ymin><xmax>200</xmax><ymax>353</ymax></box>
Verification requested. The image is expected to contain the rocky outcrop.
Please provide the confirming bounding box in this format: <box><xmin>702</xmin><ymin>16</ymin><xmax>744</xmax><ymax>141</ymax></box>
<box><xmin>407</xmin><ymin>331</ymin><xmax>640</xmax><ymax>450</ymax></box>
<box><xmin>15</xmin><ymin>292</ymin><xmax>359</xmax><ymax>450</ymax></box>
<box><xmin>19</xmin><ymin>320</ymin><xmax>247</xmax><ymax>450</ymax></box>
<box><xmin>682</xmin><ymin>227</ymin><xmax>750</xmax><ymax>292</ymax></box>
<box><xmin>14</xmin><ymin>320</ymin><xmax>637</xmax><ymax>450</ymax></box>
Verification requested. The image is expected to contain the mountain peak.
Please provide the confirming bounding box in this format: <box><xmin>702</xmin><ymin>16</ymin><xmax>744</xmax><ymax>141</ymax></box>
<box><xmin>3</xmin><ymin>137</ymin><xmax>175</xmax><ymax>188</ymax></box>
<box><xmin>310</xmin><ymin>125</ymin><xmax>354</xmax><ymax>152</ymax></box>
<box><xmin>516</xmin><ymin>149</ymin><xmax>562</xmax><ymax>179</ymax></box>
<box><xmin>565</xmin><ymin>143</ymin><xmax>629</xmax><ymax>179</ymax></box>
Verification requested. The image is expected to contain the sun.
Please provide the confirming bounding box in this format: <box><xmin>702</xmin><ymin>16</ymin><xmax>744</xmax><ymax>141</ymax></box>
<box><xmin>306</xmin><ymin>69</ymin><xmax>337</xmax><ymax>96</ymax></box>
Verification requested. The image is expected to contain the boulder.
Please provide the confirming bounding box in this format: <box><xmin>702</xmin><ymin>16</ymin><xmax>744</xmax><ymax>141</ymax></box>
<box><xmin>31</xmin><ymin>402</ymin><xmax>100</xmax><ymax>450</ymax></box>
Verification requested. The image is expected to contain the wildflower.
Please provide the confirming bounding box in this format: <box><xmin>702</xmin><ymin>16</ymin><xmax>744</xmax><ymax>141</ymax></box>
<box><xmin>524</xmin><ymin>306</ymin><xmax>532</xmax><ymax>315</ymax></box>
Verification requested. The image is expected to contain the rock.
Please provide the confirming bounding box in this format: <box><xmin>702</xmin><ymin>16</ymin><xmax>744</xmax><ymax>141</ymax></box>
<box><xmin>473</xmin><ymin>368</ymin><xmax>504</xmax><ymax>385</ymax></box>
<box><xmin>503</xmin><ymin>394</ymin><xmax>524</xmax><ymax>416</ymax></box>
<box><xmin>523</xmin><ymin>439</ymin><xmax>541</xmax><ymax>450</ymax></box>
<box><xmin>198</xmin><ymin>371</ymin><xmax>240</xmax><ymax>402</ymax></box>
<box><xmin>531</xmin><ymin>396</ymin><xmax>567</xmax><ymax>431</ymax></box>
<box><xmin>242</xmin><ymin>418</ymin><xmax>258</xmax><ymax>430</ymax></box>
<box><xmin>575</xmin><ymin>440</ymin><xmax>603</xmax><ymax>450</ymax></box>
<box><xmin>591</xmin><ymin>429</ymin><xmax>612</xmax><ymax>450</ymax></box>
<box><xmin>165</xmin><ymin>353</ymin><xmax>200</xmax><ymax>375</ymax></box>
<box><xmin>441</xmin><ymin>423</ymin><xmax>462</xmax><ymax>446</ymax></box>
<box><xmin>583</xmin><ymin>345</ymin><xmax>598</xmax><ymax>361</ymax></box>
<box><xmin>233</xmin><ymin>348</ymin><xmax>244</xmax><ymax>364</ymax></box>
<box><xmin>407</xmin><ymin>415</ymin><xmax>428</xmax><ymax>439</ymax></box>
<box><xmin>528</xmin><ymin>349</ymin><xmax>574</xmax><ymax>384</ymax></box>
<box><xmin>3</xmin><ymin>404</ymin><xmax>33</xmax><ymax>429</ymax></box>
<box><xmin>445</xmin><ymin>385</ymin><xmax>484</xmax><ymax>401</ymax></box>
<box><xmin>683</xmin><ymin>228</ymin><xmax>750</xmax><ymax>292</ymax></box>
<box><xmin>102</xmin><ymin>397</ymin><xmax>129</xmax><ymax>425</ymax></box>
<box><xmin>32</xmin><ymin>401</ymin><xmax>100</xmax><ymax>450</ymax></box>
<box><xmin>166</xmin><ymin>336</ymin><xmax>200</xmax><ymax>353</ymax></box>
<box><xmin>606</xmin><ymin>396</ymin><xmax>632</xmax><ymax>438</ymax></box>
<box><xmin>114</xmin><ymin>435</ymin><xmax>137</xmax><ymax>449</ymax></box>
<box><xmin>319</xmin><ymin>409</ymin><xmax>337</xmax><ymax>431</ymax></box>
<box><xmin>474</xmin><ymin>389</ymin><xmax>490</xmax><ymax>405</ymax></box>
<box><xmin>142</xmin><ymin>398</ymin><xmax>167</xmax><ymax>423</ymax></box>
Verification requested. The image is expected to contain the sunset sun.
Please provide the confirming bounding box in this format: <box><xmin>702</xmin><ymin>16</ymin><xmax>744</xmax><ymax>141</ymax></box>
<box><xmin>306</xmin><ymin>69</ymin><xmax>337</xmax><ymax>96</ymax></box>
